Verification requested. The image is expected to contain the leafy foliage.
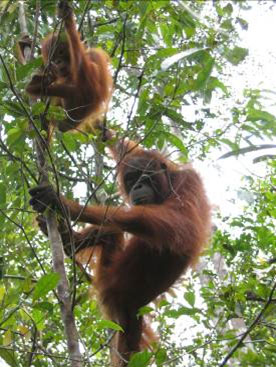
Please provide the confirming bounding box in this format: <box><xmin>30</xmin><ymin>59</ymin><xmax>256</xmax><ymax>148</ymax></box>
<box><xmin>0</xmin><ymin>1</ymin><xmax>276</xmax><ymax>366</ymax></box>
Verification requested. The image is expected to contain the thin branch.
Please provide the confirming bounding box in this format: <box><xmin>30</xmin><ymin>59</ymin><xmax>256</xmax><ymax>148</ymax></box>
<box><xmin>0</xmin><ymin>207</ymin><xmax>46</xmax><ymax>273</ymax></box>
<box><xmin>0</xmin><ymin>138</ymin><xmax>38</xmax><ymax>184</ymax></box>
<box><xmin>93</xmin><ymin>17</ymin><xmax>120</xmax><ymax>28</ymax></box>
<box><xmin>3</xmin><ymin>275</ymin><xmax>37</xmax><ymax>282</ymax></box>
<box><xmin>30</xmin><ymin>0</ymin><xmax>40</xmax><ymax>59</ymax></box>
<box><xmin>219</xmin><ymin>281</ymin><xmax>276</xmax><ymax>367</ymax></box>
<box><xmin>78</xmin><ymin>0</ymin><xmax>91</xmax><ymax>32</ymax></box>
<box><xmin>28</xmin><ymin>327</ymin><xmax>38</xmax><ymax>367</ymax></box>
<box><xmin>113</xmin><ymin>14</ymin><xmax>128</xmax><ymax>86</ymax></box>
<box><xmin>126</xmin><ymin>68</ymin><xmax>145</xmax><ymax>130</ymax></box>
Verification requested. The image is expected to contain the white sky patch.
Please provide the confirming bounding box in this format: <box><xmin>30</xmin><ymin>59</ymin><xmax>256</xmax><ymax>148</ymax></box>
<box><xmin>199</xmin><ymin>3</ymin><xmax>276</xmax><ymax>218</ymax></box>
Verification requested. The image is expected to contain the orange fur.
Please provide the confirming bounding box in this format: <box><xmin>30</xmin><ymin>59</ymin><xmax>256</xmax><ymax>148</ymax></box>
<box><xmin>26</xmin><ymin>5</ymin><xmax>112</xmax><ymax>133</ymax></box>
<box><xmin>57</xmin><ymin>140</ymin><xmax>211</xmax><ymax>366</ymax></box>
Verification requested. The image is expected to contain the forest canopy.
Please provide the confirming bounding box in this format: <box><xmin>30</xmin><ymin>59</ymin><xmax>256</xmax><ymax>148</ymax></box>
<box><xmin>0</xmin><ymin>1</ymin><xmax>276</xmax><ymax>367</ymax></box>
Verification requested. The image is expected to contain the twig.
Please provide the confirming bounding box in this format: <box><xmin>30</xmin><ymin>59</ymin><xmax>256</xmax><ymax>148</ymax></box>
<box><xmin>126</xmin><ymin>68</ymin><xmax>145</xmax><ymax>130</ymax></box>
<box><xmin>78</xmin><ymin>0</ymin><xmax>91</xmax><ymax>32</ymax></box>
<box><xmin>3</xmin><ymin>275</ymin><xmax>37</xmax><ymax>282</ymax></box>
<box><xmin>219</xmin><ymin>281</ymin><xmax>276</xmax><ymax>367</ymax></box>
<box><xmin>28</xmin><ymin>327</ymin><xmax>38</xmax><ymax>367</ymax></box>
<box><xmin>113</xmin><ymin>14</ymin><xmax>128</xmax><ymax>86</ymax></box>
<box><xmin>0</xmin><ymin>138</ymin><xmax>38</xmax><ymax>184</ymax></box>
<box><xmin>30</xmin><ymin>0</ymin><xmax>40</xmax><ymax>59</ymax></box>
<box><xmin>0</xmin><ymin>207</ymin><xmax>45</xmax><ymax>273</ymax></box>
<box><xmin>93</xmin><ymin>17</ymin><xmax>120</xmax><ymax>28</ymax></box>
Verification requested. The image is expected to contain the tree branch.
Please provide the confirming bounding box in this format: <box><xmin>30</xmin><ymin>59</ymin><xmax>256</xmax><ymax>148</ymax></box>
<box><xmin>17</xmin><ymin>2</ymin><xmax>83</xmax><ymax>366</ymax></box>
<box><xmin>219</xmin><ymin>281</ymin><xmax>276</xmax><ymax>367</ymax></box>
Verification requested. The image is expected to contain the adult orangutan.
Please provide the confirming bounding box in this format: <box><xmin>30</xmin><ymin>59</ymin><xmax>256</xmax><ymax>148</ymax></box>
<box><xmin>25</xmin><ymin>0</ymin><xmax>112</xmax><ymax>132</ymax></box>
<box><xmin>29</xmin><ymin>135</ymin><xmax>211</xmax><ymax>366</ymax></box>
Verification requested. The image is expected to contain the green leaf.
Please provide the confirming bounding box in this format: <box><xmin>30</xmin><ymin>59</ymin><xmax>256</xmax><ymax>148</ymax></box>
<box><xmin>7</xmin><ymin>127</ymin><xmax>24</xmax><ymax>147</ymax></box>
<box><xmin>16</xmin><ymin>57</ymin><xmax>43</xmax><ymax>81</ymax></box>
<box><xmin>34</xmin><ymin>301</ymin><xmax>54</xmax><ymax>313</ymax></box>
<box><xmin>154</xmin><ymin>48</ymin><xmax>179</xmax><ymax>60</ymax></box>
<box><xmin>165</xmin><ymin>132</ymin><xmax>187</xmax><ymax>153</ymax></box>
<box><xmin>137</xmin><ymin>306</ymin><xmax>154</xmax><ymax>316</ymax></box>
<box><xmin>138</xmin><ymin>89</ymin><xmax>149</xmax><ymax>116</ymax></box>
<box><xmin>31</xmin><ymin>101</ymin><xmax>47</xmax><ymax>115</ymax></box>
<box><xmin>194</xmin><ymin>55</ymin><xmax>214</xmax><ymax>90</ymax></box>
<box><xmin>138</xmin><ymin>1</ymin><xmax>151</xmax><ymax>18</ymax></box>
<box><xmin>219</xmin><ymin>138</ymin><xmax>239</xmax><ymax>152</ymax></box>
<box><xmin>223</xmin><ymin>3</ymin><xmax>233</xmax><ymax>15</ymax></box>
<box><xmin>207</xmin><ymin>77</ymin><xmax>228</xmax><ymax>95</ymax></box>
<box><xmin>32</xmin><ymin>309</ymin><xmax>45</xmax><ymax>331</ymax></box>
<box><xmin>97</xmin><ymin>319</ymin><xmax>123</xmax><ymax>332</ymax></box>
<box><xmin>165</xmin><ymin>306</ymin><xmax>200</xmax><ymax>318</ymax></box>
<box><xmin>219</xmin><ymin>144</ymin><xmax>276</xmax><ymax>159</ymax></box>
<box><xmin>161</xmin><ymin>48</ymin><xmax>205</xmax><ymax>71</ymax></box>
<box><xmin>62</xmin><ymin>133</ymin><xmax>78</xmax><ymax>152</ymax></box>
<box><xmin>221</xmin><ymin>19</ymin><xmax>234</xmax><ymax>31</ymax></box>
<box><xmin>3</xmin><ymin>329</ymin><xmax>12</xmax><ymax>346</ymax></box>
<box><xmin>247</xmin><ymin>109</ymin><xmax>275</xmax><ymax>124</ymax></box>
<box><xmin>253</xmin><ymin>154</ymin><xmax>276</xmax><ymax>163</ymax></box>
<box><xmin>158</xmin><ymin>299</ymin><xmax>169</xmax><ymax>308</ymax></box>
<box><xmin>48</xmin><ymin>105</ymin><xmax>66</xmax><ymax>121</ymax></box>
<box><xmin>0</xmin><ymin>183</ymin><xmax>7</xmax><ymax>204</ymax></box>
<box><xmin>0</xmin><ymin>81</ymin><xmax>8</xmax><ymax>90</ymax></box>
<box><xmin>160</xmin><ymin>23</ymin><xmax>172</xmax><ymax>46</ymax></box>
<box><xmin>129</xmin><ymin>350</ymin><xmax>152</xmax><ymax>367</ymax></box>
<box><xmin>184</xmin><ymin>291</ymin><xmax>195</xmax><ymax>307</ymax></box>
<box><xmin>155</xmin><ymin>348</ymin><xmax>167</xmax><ymax>366</ymax></box>
<box><xmin>237</xmin><ymin>17</ymin><xmax>248</xmax><ymax>30</ymax></box>
<box><xmin>0</xmin><ymin>349</ymin><xmax>17</xmax><ymax>366</ymax></box>
<box><xmin>2</xmin><ymin>101</ymin><xmax>26</xmax><ymax>117</ymax></box>
<box><xmin>32</xmin><ymin>273</ymin><xmax>60</xmax><ymax>301</ymax></box>
<box><xmin>225</xmin><ymin>46</ymin><xmax>248</xmax><ymax>65</ymax></box>
<box><xmin>164</xmin><ymin>108</ymin><xmax>194</xmax><ymax>130</ymax></box>
<box><xmin>0</xmin><ymin>286</ymin><xmax>5</xmax><ymax>301</ymax></box>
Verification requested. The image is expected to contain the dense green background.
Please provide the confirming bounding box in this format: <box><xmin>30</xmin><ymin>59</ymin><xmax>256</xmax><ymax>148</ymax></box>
<box><xmin>0</xmin><ymin>1</ymin><xmax>276</xmax><ymax>366</ymax></box>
